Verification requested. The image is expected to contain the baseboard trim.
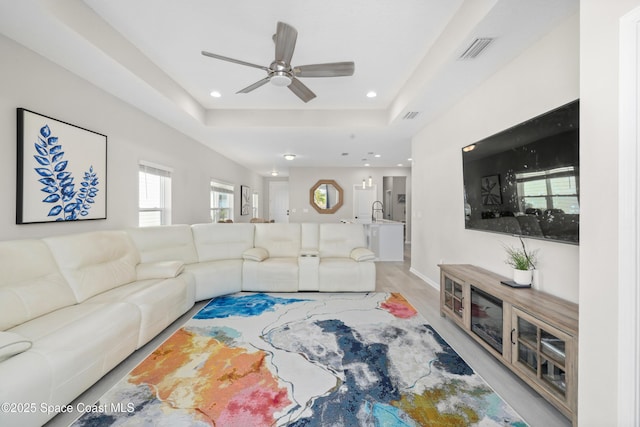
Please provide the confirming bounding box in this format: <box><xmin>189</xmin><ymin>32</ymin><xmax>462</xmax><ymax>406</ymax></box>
<box><xmin>409</xmin><ymin>267</ymin><xmax>439</xmax><ymax>291</ymax></box>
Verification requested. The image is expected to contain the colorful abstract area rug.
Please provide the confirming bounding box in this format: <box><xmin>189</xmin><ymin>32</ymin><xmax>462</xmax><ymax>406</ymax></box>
<box><xmin>71</xmin><ymin>292</ymin><xmax>527</xmax><ymax>426</ymax></box>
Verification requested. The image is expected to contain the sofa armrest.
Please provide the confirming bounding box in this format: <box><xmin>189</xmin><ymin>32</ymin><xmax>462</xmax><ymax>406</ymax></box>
<box><xmin>243</xmin><ymin>247</ymin><xmax>269</xmax><ymax>262</ymax></box>
<box><xmin>350</xmin><ymin>247</ymin><xmax>376</xmax><ymax>262</ymax></box>
<box><xmin>136</xmin><ymin>261</ymin><xmax>184</xmax><ymax>280</ymax></box>
<box><xmin>0</xmin><ymin>331</ymin><xmax>32</xmax><ymax>363</ymax></box>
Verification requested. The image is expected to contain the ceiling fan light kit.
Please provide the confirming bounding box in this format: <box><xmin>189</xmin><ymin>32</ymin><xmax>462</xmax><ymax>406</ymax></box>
<box><xmin>202</xmin><ymin>21</ymin><xmax>354</xmax><ymax>103</ymax></box>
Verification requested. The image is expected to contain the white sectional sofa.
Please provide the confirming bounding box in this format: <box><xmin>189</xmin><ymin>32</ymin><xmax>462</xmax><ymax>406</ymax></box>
<box><xmin>0</xmin><ymin>222</ymin><xmax>375</xmax><ymax>427</ymax></box>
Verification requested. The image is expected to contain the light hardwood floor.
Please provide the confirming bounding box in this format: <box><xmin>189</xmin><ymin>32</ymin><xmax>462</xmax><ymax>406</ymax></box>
<box><xmin>47</xmin><ymin>245</ymin><xmax>570</xmax><ymax>426</ymax></box>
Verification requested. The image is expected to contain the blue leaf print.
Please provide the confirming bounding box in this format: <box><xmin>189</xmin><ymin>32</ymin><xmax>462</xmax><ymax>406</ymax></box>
<box><xmin>59</xmin><ymin>177</ymin><xmax>73</xmax><ymax>188</ymax></box>
<box><xmin>48</xmin><ymin>205</ymin><xmax>62</xmax><ymax>216</ymax></box>
<box><xmin>35</xmin><ymin>143</ymin><xmax>47</xmax><ymax>156</ymax></box>
<box><xmin>34</xmin><ymin>155</ymin><xmax>50</xmax><ymax>166</ymax></box>
<box><xmin>32</xmin><ymin>124</ymin><xmax>100</xmax><ymax>221</ymax></box>
<box><xmin>41</xmin><ymin>186</ymin><xmax>57</xmax><ymax>194</ymax></box>
<box><xmin>43</xmin><ymin>194</ymin><xmax>60</xmax><ymax>203</ymax></box>
<box><xmin>54</xmin><ymin>161</ymin><xmax>67</xmax><ymax>172</ymax></box>
<box><xmin>35</xmin><ymin>168</ymin><xmax>53</xmax><ymax>177</ymax></box>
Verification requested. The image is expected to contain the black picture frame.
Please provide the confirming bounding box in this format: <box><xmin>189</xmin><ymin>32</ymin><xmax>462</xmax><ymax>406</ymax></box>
<box><xmin>17</xmin><ymin>108</ymin><xmax>107</xmax><ymax>224</ymax></box>
<box><xmin>240</xmin><ymin>185</ymin><xmax>250</xmax><ymax>216</ymax></box>
<box><xmin>480</xmin><ymin>174</ymin><xmax>502</xmax><ymax>205</ymax></box>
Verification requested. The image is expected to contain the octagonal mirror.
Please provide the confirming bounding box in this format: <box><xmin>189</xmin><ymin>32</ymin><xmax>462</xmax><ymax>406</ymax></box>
<box><xmin>310</xmin><ymin>179</ymin><xmax>344</xmax><ymax>214</ymax></box>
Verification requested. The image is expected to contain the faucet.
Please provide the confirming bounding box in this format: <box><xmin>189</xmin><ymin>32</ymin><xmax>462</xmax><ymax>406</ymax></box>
<box><xmin>372</xmin><ymin>201</ymin><xmax>384</xmax><ymax>222</ymax></box>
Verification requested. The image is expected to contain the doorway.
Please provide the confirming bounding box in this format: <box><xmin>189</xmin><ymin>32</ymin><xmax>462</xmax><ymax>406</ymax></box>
<box><xmin>269</xmin><ymin>180</ymin><xmax>289</xmax><ymax>223</ymax></box>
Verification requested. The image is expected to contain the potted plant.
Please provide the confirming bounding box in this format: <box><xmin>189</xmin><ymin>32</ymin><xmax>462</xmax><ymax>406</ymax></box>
<box><xmin>504</xmin><ymin>237</ymin><xmax>538</xmax><ymax>285</ymax></box>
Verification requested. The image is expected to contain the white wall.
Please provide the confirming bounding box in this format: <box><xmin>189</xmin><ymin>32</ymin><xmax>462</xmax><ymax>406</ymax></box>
<box><xmin>579</xmin><ymin>1</ymin><xmax>640</xmax><ymax>425</ymax></box>
<box><xmin>0</xmin><ymin>34</ymin><xmax>263</xmax><ymax>241</ymax></box>
<box><xmin>411</xmin><ymin>12</ymin><xmax>580</xmax><ymax>302</ymax></box>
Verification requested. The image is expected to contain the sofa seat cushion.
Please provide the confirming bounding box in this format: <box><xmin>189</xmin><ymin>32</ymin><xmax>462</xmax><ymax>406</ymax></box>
<box><xmin>242</xmin><ymin>258</ymin><xmax>299</xmax><ymax>292</ymax></box>
<box><xmin>0</xmin><ymin>239</ymin><xmax>76</xmax><ymax>331</ymax></box>
<box><xmin>3</xmin><ymin>302</ymin><xmax>140</xmax><ymax>427</ymax></box>
<box><xmin>185</xmin><ymin>260</ymin><xmax>243</xmax><ymax>300</ymax></box>
<box><xmin>318</xmin><ymin>258</ymin><xmax>376</xmax><ymax>292</ymax></box>
<box><xmin>43</xmin><ymin>231</ymin><xmax>140</xmax><ymax>303</ymax></box>
<box><xmin>85</xmin><ymin>278</ymin><xmax>192</xmax><ymax>348</ymax></box>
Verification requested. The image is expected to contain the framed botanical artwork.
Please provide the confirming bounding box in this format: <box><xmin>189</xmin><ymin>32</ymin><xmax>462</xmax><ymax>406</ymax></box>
<box><xmin>17</xmin><ymin>108</ymin><xmax>107</xmax><ymax>224</ymax></box>
<box><xmin>480</xmin><ymin>174</ymin><xmax>502</xmax><ymax>205</ymax></box>
<box><xmin>240</xmin><ymin>185</ymin><xmax>250</xmax><ymax>216</ymax></box>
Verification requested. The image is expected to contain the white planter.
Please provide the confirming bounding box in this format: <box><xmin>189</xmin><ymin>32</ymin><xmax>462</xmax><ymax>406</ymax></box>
<box><xmin>513</xmin><ymin>269</ymin><xmax>533</xmax><ymax>285</ymax></box>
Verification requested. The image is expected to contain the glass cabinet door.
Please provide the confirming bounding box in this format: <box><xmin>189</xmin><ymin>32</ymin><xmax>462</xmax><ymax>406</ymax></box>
<box><xmin>540</xmin><ymin>329</ymin><xmax>567</xmax><ymax>393</ymax></box>
<box><xmin>443</xmin><ymin>275</ymin><xmax>464</xmax><ymax>321</ymax></box>
<box><xmin>512</xmin><ymin>308</ymin><xmax>570</xmax><ymax>401</ymax></box>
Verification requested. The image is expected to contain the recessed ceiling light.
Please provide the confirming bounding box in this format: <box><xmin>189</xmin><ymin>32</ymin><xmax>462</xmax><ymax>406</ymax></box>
<box><xmin>397</xmin><ymin>163</ymin><xmax>404</xmax><ymax>167</ymax></box>
<box><xmin>408</xmin><ymin>158</ymin><xmax>413</xmax><ymax>161</ymax></box>
<box><xmin>364</xmin><ymin>163</ymin><xmax>370</xmax><ymax>167</ymax></box>
<box><xmin>210</xmin><ymin>90</ymin><xmax>221</xmax><ymax>98</ymax></box>
<box><xmin>366</xmin><ymin>91</ymin><xmax>377</xmax><ymax>98</ymax></box>
<box><xmin>271</xmin><ymin>171</ymin><xmax>279</xmax><ymax>176</ymax></box>
<box><xmin>284</xmin><ymin>154</ymin><xmax>296</xmax><ymax>160</ymax></box>
<box><xmin>374</xmin><ymin>154</ymin><xmax>381</xmax><ymax>158</ymax></box>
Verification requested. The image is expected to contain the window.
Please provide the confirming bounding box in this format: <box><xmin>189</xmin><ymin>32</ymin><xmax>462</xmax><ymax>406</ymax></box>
<box><xmin>139</xmin><ymin>163</ymin><xmax>172</xmax><ymax>227</ymax></box>
<box><xmin>252</xmin><ymin>192</ymin><xmax>259</xmax><ymax>218</ymax></box>
<box><xmin>516</xmin><ymin>166</ymin><xmax>579</xmax><ymax>214</ymax></box>
<box><xmin>211</xmin><ymin>180</ymin><xmax>234</xmax><ymax>222</ymax></box>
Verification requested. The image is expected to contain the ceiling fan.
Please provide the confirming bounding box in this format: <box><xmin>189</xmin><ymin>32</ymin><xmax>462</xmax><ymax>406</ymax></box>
<box><xmin>201</xmin><ymin>21</ymin><xmax>355</xmax><ymax>103</ymax></box>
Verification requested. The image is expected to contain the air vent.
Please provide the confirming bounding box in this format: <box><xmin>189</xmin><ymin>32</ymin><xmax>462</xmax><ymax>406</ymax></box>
<box><xmin>459</xmin><ymin>37</ymin><xmax>495</xmax><ymax>60</ymax></box>
<box><xmin>402</xmin><ymin>111</ymin><xmax>420</xmax><ymax>120</ymax></box>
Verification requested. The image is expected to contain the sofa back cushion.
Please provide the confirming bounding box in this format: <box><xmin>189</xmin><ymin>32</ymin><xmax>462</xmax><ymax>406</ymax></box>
<box><xmin>191</xmin><ymin>223</ymin><xmax>255</xmax><ymax>262</ymax></box>
<box><xmin>254</xmin><ymin>223</ymin><xmax>301</xmax><ymax>258</ymax></box>
<box><xmin>0</xmin><ymin>240</ymin><xmax>76</xmax><ymax>331</ymax></box>
<box><xmin>127</xmin><ymin>225</ymin><xmax>198</xmax><ymax>264</ymax></box>
<box><xmin>319</xmin><ymin>223</ymin><xmax>367</xmax><ymax>258</ymax></box>
<box><xmin>43</xmin><ymin>231</ymin><xmax>139</xmax><ymax>303</ymax></box>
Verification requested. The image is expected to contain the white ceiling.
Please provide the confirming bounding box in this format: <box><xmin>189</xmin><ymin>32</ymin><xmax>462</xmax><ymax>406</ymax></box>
<box><xmin>0</xmin><ymin>0</ymin><xmax>578</xmax><ymax>177</ymax></box>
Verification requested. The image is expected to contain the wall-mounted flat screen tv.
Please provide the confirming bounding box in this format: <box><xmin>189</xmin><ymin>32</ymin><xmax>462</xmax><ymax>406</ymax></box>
<box><xmin>462</xmin><ymin>100</ymin><xmax>579</xmax><ymax>244</ymax></box>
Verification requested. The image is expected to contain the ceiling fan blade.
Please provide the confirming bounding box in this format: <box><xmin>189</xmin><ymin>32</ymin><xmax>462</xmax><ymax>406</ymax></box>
<box><xmin>288</xmin><ymin>78</ymin><xmax>316</xmax><ymax>103</ymax></box>
<box><xmin>201</xmin><ymin>51</ymin><xmax>269</xmax><ymax>71</ymax></box>
<box><xmin>237</xmin><ymin>77</ymin><xmax>271</xmax><ymax>94</ymax></box>
<box><xmin>293</xmin><ymin>61</ymin><xmax>355</xmax><ymax>78</ymax></box>
<box><xmin>274</xmin><ymin>22</ymin><xmax>297</xmax><ymax>64</ymax></box>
